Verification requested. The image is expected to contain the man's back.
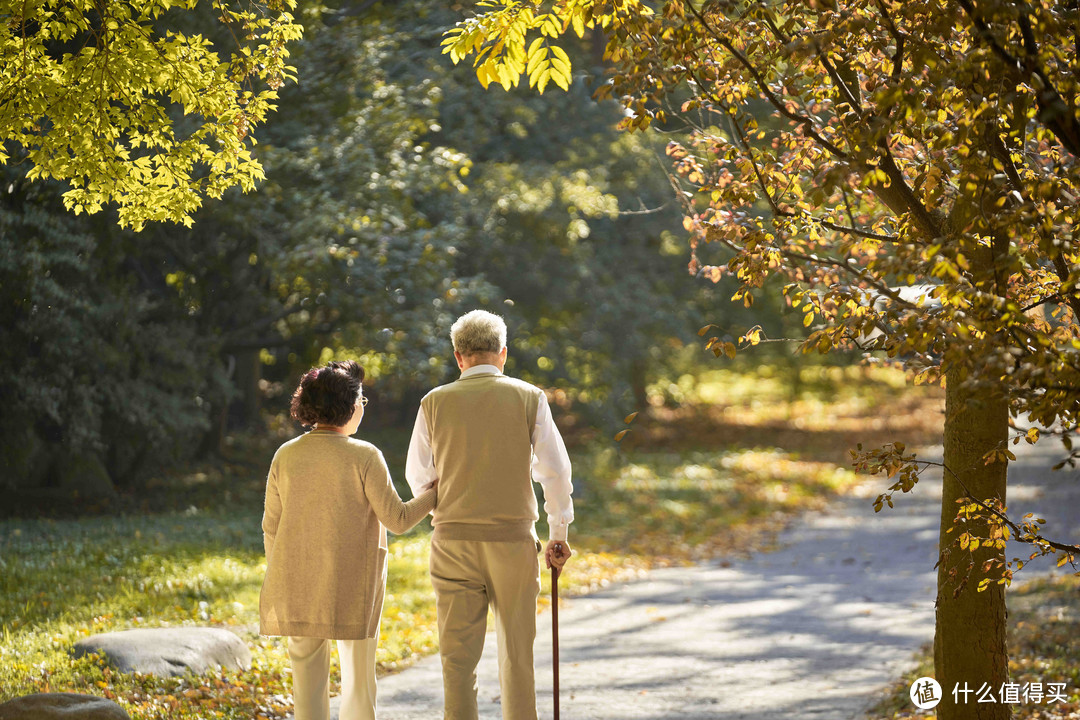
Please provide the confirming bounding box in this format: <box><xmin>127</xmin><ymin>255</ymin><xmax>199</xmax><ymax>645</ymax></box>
<box><xmin>405</xmin><ymin>309</ymin><xmax>573</xmax><ymax>720</ymax></box>
<box><xmin>421</xmin><ymin>372</ymin><xmax>543</xmax><ymax>542</ymax></box>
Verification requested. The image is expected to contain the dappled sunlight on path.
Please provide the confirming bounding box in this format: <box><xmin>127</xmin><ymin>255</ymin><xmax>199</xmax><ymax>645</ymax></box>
<box><xmin>362</xmin><ymin>440</ymin><xmax>1076</xmax><ymax>720</ymax></box>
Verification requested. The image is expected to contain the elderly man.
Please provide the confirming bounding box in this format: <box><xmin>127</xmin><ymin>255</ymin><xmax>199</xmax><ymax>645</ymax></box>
<box><xmin>406</xmin><ymin>309</ymin><xmax>574</xmax><ymax>720</ymax></box>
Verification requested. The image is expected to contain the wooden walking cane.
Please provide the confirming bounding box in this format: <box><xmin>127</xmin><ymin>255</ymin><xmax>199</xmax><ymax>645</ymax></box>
<box><xmin>552</xmin><ymin>543</ymin><xmax>561</xmax><ymax>720</ymax></box>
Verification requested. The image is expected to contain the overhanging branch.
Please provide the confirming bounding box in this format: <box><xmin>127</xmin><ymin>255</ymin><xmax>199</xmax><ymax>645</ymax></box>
<box><xmin>687</xmin><ymin>3</ymin><xmax>849</xmax><ymax>159</ymax></box>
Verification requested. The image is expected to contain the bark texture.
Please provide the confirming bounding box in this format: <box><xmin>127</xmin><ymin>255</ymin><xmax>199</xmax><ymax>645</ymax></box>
<box><xmin>934</xmin><ymin>365</ymin><xmax>1010</xmax><ymax>720</ymax></box>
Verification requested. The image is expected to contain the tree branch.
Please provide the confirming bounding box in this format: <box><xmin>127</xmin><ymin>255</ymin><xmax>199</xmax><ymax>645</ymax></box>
<box><xmin>727</xmin><ymin>110</ymin><xmax>795</xmax><ymax>218</ymax></box>
<box><xmin>1050</xmin><ymin>253</ymin><xmax>1080</xmax><ymax>322</ymax></box>
<box><xmin>954</xmin><ymin>0</ymin><xmax>1080</xmax><ymax>157</ymax></box>
<box><xmin>778</xmin><ymin>247</ymin><xmax>920</xmax><ymax>309</ymax></box>
<box><xmin>616</xmin><ymin>199</ymin><xmax>676</xmax><ymax>216</ymax></box>
<box><xmin>812</xmin><ymin>43</ymin><xmax>864</xmax><ymax>119</ymax></box>
<box><xmin>818</xmin><ymin>219</ymin><xmax>901</xmax><ymax>243</ymax></box>
<box><xmin>687</xmin><ymin>3</ymin><xmax>849</xmax><ymax>159</ymax></box>
<box><xmin>1019</xmin><ymin>291</ymin><xmax>1080</xmax><ymax>313</ymax></box>
<box><xmin>874</xmin><ymin>0</ymin><xmax>906</xmax><ymax>82</ymax></box>
<box><xmin>871</xmin><ymin>142</ymin><xmax>946</xmax><ymax>241</ymax></box>
<box><xmin>916</xmin><ymin>457</ymin><xmax>1080</xmax><ymax>556</ymax></box>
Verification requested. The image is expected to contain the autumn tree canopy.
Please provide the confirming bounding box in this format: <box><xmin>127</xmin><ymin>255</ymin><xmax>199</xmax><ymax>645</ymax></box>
<box><xmin>0</xmin><ymin>0</ymin><xmax>303</xmax><ymax>229</ymax></box>
<box><xmin>445</xmin><ymin>0</ymin><xmax>1080</xmax><ymax>556</ymax></box>
<box><xmin>444</xmin><ymin>2</ymin><xmax>1080</xmax><ymax>717</ymax></box>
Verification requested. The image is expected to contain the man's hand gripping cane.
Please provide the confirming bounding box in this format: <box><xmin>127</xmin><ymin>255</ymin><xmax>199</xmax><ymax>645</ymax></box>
<box><xmin>545</xmin><ymin>540</ymin><xmax>572</xmax><ymax>570</ymax></box>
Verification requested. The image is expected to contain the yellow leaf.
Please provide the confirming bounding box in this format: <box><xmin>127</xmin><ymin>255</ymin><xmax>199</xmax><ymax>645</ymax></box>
<box><xmin>537</xmin><ymin>67</ymin><xmax>552</xmax><ymax>94</ymax></box>
<box><xmin>497</xmin><ymin>62</ymin><xmax>515</xmax><ymax>90</ymax></box>
<box><xmin>477</xmin><ymin>59</ymin><xmax>497</xmax><ymax>89</ymax></box>
<box><xmin>614</xmin><ymin>429</ymin><xmax>630</xmax><ymax>442</ymax></box>
<box><xmin>552</xmin><ymin>66</ymin><xmax>571</xmax><ymax>91</ymax></box>
<box><xmin>571</xmin><ymin>12</ymin><xmax>585</xmax><ymax>37</ymax></box>
<box><xmin>624</xmin><ymin>412</ymin><xmax>639</xmax><ymax>425</ymax></box>
<box><xmin>507</xmin><ymin>55</ymin><xmax>526</xmax><ymax>77</ymax></box>
<box><xmin>550</xmin><ymin>45</ymin><xmax>572</xmax><ymax>73</ymax></box>
<box><xmin>526</xmin><ymin>38</ymin><xmax>546</xmax><ymax>74</ymax></box>
<box><xmin>528</xmin><ymin>54</ymin><xmax>548</xmax><ymax>86</ymax></box>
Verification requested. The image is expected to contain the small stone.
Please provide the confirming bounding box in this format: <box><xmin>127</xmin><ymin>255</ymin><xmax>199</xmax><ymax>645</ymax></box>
<box><xmin>0</xmin><ymin>693</ymin><xmax>130</xmax><ymax>720</ymax></box>
<box><xmin>72</xmin><ymin>627</ymin><xmax>251</xmax><ymax>677</ymax></box>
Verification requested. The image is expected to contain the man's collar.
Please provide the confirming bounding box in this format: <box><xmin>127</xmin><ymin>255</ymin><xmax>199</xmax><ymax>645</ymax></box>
<box><xmin>460</xmin><ymin>364</ymin><xmax>503</xmax><ymax>379</ymax></box>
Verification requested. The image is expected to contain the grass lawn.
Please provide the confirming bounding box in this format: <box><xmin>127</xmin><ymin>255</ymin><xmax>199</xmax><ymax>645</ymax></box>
<box><xmin>0</xmin><ymin>365</ymin><xmax>946</xmax><ymax>719</ymax></box>
<box><xmin>868</xmin><ymin>573</ymin><xmax>1080</xmax><ymax>719</ymax></box>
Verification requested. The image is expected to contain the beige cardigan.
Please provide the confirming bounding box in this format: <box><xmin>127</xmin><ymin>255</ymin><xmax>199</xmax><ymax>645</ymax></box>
<box><xmin>259</xmin><ymin>429</ymin><xmax>436</xmax><ymax>639</ymax></box>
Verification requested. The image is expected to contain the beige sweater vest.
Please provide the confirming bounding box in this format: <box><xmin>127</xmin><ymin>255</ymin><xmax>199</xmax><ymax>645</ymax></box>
<box><xmin>421</xmin><ymin>372</ymin><xmax>542</xmax><ymax>542</ymax></box>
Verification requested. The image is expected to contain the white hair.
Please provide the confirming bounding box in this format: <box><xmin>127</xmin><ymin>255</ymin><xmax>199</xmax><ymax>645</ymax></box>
<box><xmin>450</xmin><ymin>310</ymin><xmax>507</xmax><ymax>356</ymax></box>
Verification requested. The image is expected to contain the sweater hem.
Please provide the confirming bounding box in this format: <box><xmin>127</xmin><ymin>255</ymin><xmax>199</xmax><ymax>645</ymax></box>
<box><xmin>259</xmin><ymin>621</ymin><xmax>376</xmax><ymax>640</ymax></box>
<box><xmin>432</xmin><ymin>520</ymin><xmax>538</xmax><ymax>543</ymax></box>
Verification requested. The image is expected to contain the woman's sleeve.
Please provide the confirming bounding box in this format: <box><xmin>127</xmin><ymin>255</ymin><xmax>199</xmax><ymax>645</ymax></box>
<box><xmin>363</xmin><ymin>449</ymin><xmax>437</xmax><ymax>535</ymax></box>
<box><xmin>262</xmin><ymin>456</ymin><xmax>282</xmax><ymax>559</ymax></box>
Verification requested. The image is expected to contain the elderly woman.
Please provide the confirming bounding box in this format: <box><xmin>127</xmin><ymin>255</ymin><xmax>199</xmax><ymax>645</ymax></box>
<box><xmin>260</xmin><ymin>360</ymin><xmax>436</xmax><ymax>720</ymax></box>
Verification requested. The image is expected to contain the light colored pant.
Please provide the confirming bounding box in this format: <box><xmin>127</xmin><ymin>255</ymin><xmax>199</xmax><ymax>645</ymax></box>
<box><xmin>430</xmin><ymin>538</ymin><xmax>541</xmax><ymax>720</ymax></box>
<box><xmin>288</xmin><ymin>636</ymin><xmax>378</xmax><ymax>720</ymax></box>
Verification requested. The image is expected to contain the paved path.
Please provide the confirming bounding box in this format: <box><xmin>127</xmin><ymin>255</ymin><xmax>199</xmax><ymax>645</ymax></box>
<box><xmin>346</xmin><ymin>440</ymin><xmax>1078</xmax><ymax>719</ymax></box>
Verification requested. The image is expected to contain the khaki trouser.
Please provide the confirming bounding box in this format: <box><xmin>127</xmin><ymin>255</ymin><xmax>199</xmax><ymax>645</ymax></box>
<box><xmin>430</xmin><ymin>538</ymin><xmax>541</xmax><ymax>720</ymax></box>
<box><xmin>288</xmin><ymin>636</ymin><xmax>378</xmax><ymax>720</ymax></box>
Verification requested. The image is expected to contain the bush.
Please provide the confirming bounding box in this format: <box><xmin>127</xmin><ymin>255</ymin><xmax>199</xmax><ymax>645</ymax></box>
<box><xmin>0</xmin><ymin>167</ymin><xmax>221</xmax><ymax>507</ymax></box>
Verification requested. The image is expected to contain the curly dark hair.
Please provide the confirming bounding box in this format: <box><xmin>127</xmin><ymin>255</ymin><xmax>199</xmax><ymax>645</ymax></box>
<box><xmin>290</xmin><ymin>360</ymin><xmax>365</xmax><ymax>428</ymax></box>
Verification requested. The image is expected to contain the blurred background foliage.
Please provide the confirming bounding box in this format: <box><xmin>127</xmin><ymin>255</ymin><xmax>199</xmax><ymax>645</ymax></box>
<box><xmin>0</xmin><ymin>6</ymin><xmax>967</xmax><ymax>715</ymax></box>
<box><xmin>0</xmin><ymin>0</ymin><xmax>788</xmax><ymax>510</ymax></box>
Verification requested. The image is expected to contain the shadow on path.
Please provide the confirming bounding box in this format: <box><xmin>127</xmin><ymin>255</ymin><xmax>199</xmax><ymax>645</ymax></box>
<box><xmin>351</xmin><ymin>441</ymin><xmax>1077</xmax><ymax>720</ymax></box>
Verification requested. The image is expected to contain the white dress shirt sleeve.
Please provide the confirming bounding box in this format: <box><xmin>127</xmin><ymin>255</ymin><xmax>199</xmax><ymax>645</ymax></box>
<box><xmin>531</xmin><ymin>393</ymin><xmax>574</xmax><ymax>541</ymax></box>
<box><xmin>405</xmin><ymin>406</ymin><xmax>438</xmax><ymax>500</ymax></box>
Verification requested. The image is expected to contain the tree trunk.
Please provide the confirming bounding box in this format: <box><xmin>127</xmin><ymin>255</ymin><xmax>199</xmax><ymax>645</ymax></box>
<box><xmin>232</xmin><ymin>348</ymin><xmax>262</xmax><ymax>429</ymax></box>
<box><xmin>934</xmin><ymin>365</ymin><xmax>1010</xmax><ymax>719</ymax></box>
<box><xmin>630</xmin><ymin>357</ymin><xmax>649</xmax><ymax>410</ymax></box>
<box><xmin>590</xmin><ymin>26</ymin><xmax>607</xmax><ymax>69</ymax></box>
<box><xmin>200</xmin><ymin>399</ymin><xmax>229</xmax><ymax>457</ymax></box>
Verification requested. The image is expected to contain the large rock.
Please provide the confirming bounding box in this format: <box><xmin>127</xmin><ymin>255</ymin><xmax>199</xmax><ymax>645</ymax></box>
<box><xmin>72</xmin><ymin>627</ymin><xmax>251</xmax><ymax>677</ymax></box>
<box><xmin>5</xmin><ymin>448</ymin><xmax>120</xmax><ymax>517</ymax></box>
<box><xmin>0</xmin><ymin>693</ymin><xmax>130</xmax><ymax>719</ymax></box>
<box><xmin>52</xmin><ymin>449</ymin><xmax>117</xmax><ymax>502</ymax></box>
<box><xmin>0</xmin><ymin>425</ymin><xmax>49</xmax><ymax>491</ymax></box>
